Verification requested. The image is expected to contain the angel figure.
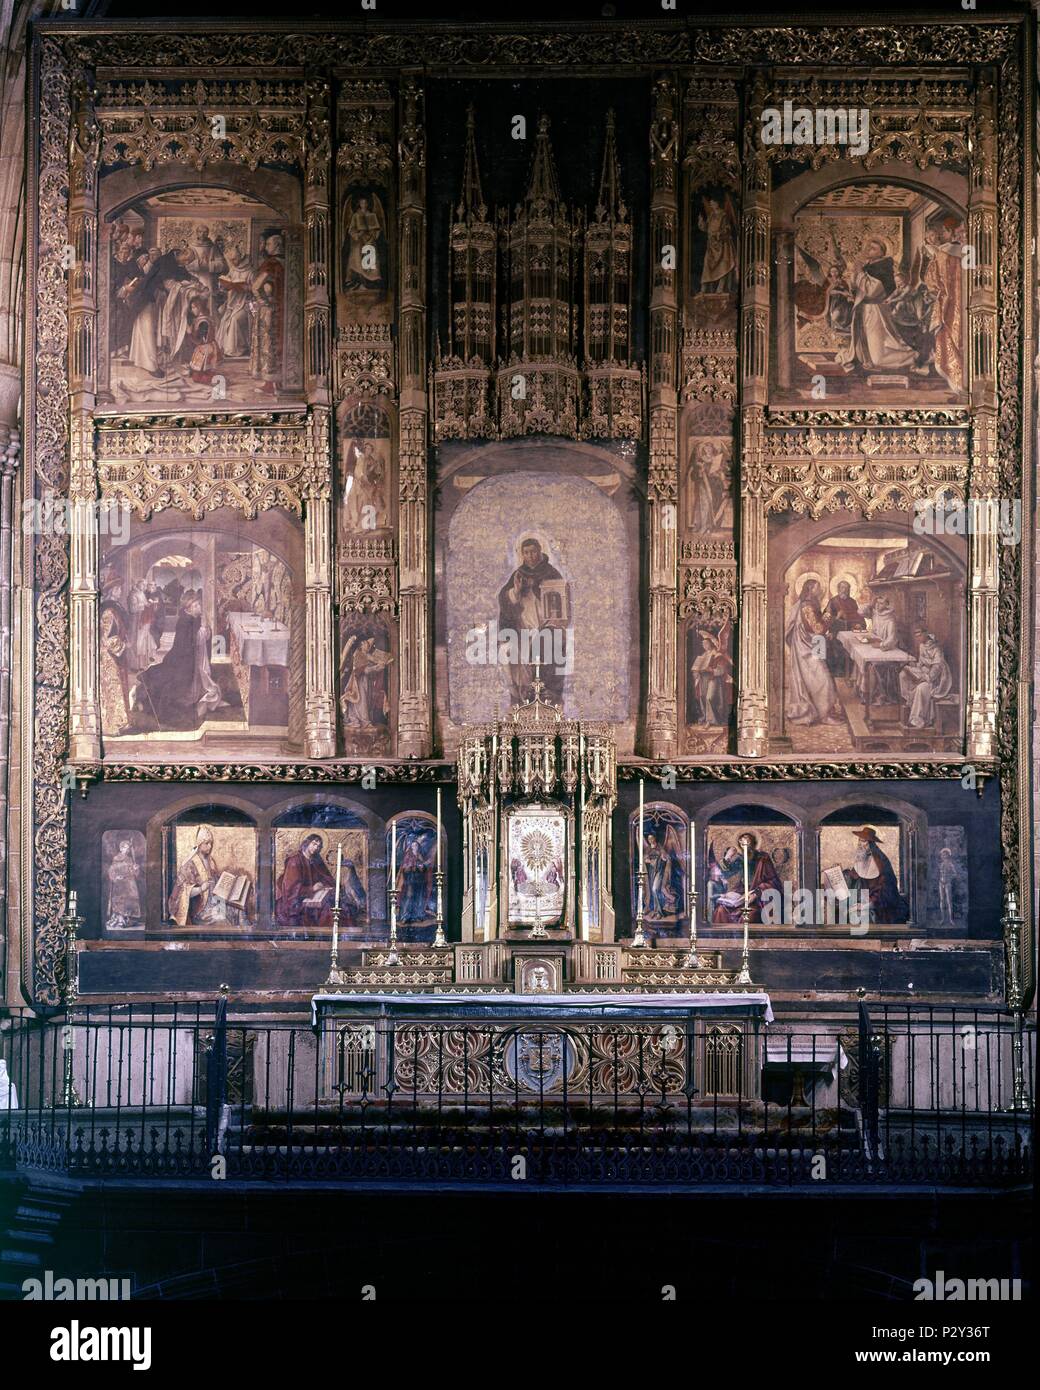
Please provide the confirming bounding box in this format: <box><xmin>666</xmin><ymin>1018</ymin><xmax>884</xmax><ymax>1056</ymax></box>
<box><xmin>696</xmin><ymin>193</ymin><xmax>738</xmax><ymax>294</ymax></box>
<box><xmin>690</xmin><ymin>616</ymin><xmax>733</xmax><ymax>726</ymax></box>
<box><xmin>644</xmin><ymin>822</ymin><xmax>685</xmax><ymax>921</ymax></box>
<box><xmin>793</xmin><ymin>243</ymin><xmax>854</xmax><ymax>333</ymax></box>
<box><xmin>341</xmin><ymin>631</ymin><xmax>394</xmax><ymax>730</ymax></box>
<box><xmin>341</xmin><ymin>192</ymin><xmax>388</xmax><ymax>293</ymax></box>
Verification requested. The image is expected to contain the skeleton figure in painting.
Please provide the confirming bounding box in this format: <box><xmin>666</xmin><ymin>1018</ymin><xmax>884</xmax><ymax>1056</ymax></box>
<box><xmin>898</xmin><ymin>627</ymin><xmax>953</xmax><ymax>729</ymax></box>
<box><xmin>784</xmin><ymin>577</ymin><xmax>843</xmax><ymax>726</ymax></box>
<box><xmin>168</xmin><ymin>826</ymin><xmax>221</xmax><ymax>926</ymax></box>
<box><xmin>105</xmin><ymin>839</ymin><xmax>142</xmax><ymax>930</ymax></box>
<box><xmin>497</xmin><ymin>538</ymin><xmax>567</xmax><ymax>706</ymax></box>
<box><xmin>938</xmin><ymin>846</ymin><xmax>958</xmax><ymax>925</ymax></box>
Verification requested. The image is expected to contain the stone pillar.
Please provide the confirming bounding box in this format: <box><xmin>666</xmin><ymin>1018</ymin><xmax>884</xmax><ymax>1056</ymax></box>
<box><xmin>965</xmin><ymin>73</ymin><xmax>1000</xmax><ymax>760</ymax></box>
<box><xmin>736</xmin><ymin>74</ymin><xmax>771</xmax><ymax>758</ymax></box>
<box><xmin>396</xmin><ymin>74</ymin><xmax>431</xmax><ymax>758</ymax></box>
<box><xmin>304</xmin><ymin>75</ymin><xmax>332</xmax><ymax>409</ymax></box>
<box><xmin>66</xmin><ymin>74</ymin><xmax>100</xmax><ymax>762</ymax></box>
<box><xmin>304</xmin><ymin>408</ymin><xmax>336</xmax><ymax>759</ymax></box>
<box><xmin>645</xmin><ymin>74</ymin><xmax>680</xmax><ymax>759</ymax></box>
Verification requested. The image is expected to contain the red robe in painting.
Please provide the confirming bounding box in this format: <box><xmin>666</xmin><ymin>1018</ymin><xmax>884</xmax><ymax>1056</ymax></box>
<box><xmin>275</xmin><ymin>847</ymin><xmax>337</xmax><ymax>929</ymax></box>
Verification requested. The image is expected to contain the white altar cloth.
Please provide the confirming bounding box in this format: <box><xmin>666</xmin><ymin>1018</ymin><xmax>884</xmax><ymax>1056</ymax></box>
<box><xmin>312</xmin><ymin>991</ymin><xmax>774</xmax><ymax>1027</ymax></box>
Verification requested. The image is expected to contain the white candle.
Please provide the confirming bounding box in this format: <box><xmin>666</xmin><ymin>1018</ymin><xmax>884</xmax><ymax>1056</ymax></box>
<box><xmin>690</xmin><ymin>822</ymin><xmax>696</xmax><ymax>894</ymax></box>
<box><xmin>742</xmin><ymin>837</ymin><xmax>750</xmax><ymax>904</ymax></box>
<box><xmin>638</xmin><ymin>778</ymin><xmax>645</xmax><ymax>875</ymax></box>
<box><xmin>436</xmin><ymin>787</ymin><xmax>442</xmax><ymax>873</ymax></box>
<box><xmin>334</xmin><ymin>843</ymin><xmax>342</xmax><ymax>910</ymax></box>
<box><xmin>391</xmin><ymin>820</ymin><xmax>398</xmax><ymax>928</ymax></box>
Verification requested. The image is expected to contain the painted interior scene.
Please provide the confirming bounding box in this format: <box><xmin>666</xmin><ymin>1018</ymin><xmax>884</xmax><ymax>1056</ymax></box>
<box><xmin>102</xmin><ymin>186</ymin><xmax>301</xmax><ymax>410</ymax></box>
<box><xmin>98</xmin><ymin>509</ymin><xmax>304</xmax><ymax>756</ymax></box>
<box><xmin>770</xmin><ymin>519</ymin><xmax>966</xmax><ymax>755</ymax></box>
<box><xmin>777</xmin><ymin>181</ymin><xmax>968</xmax><ymax>404</ymax></box>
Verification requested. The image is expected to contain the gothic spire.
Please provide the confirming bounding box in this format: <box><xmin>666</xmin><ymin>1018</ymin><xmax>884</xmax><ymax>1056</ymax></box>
<box><xmin>594</xmin><ymin>109</ymin><xmax>625</xmax><ymax>222</ymax></box>
<box><xmin>457</xmin><ymin>104</ymin><xmax>486</xmax><ymax>221</ymax></box>
<box><xmin>524</xmin><ymin>113</ymin><xmax>563</xmax><ymax>206</ymax></box>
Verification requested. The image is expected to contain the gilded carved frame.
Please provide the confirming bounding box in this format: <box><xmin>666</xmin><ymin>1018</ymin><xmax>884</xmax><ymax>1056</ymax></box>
<box><xmin>21</xmin><ymin>18</ymin><xmax>1034</xmax><ymax>1006</ymax></box>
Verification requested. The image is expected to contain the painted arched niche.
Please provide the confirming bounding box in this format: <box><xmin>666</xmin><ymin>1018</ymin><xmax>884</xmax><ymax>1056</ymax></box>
<box><xmin>445</xmin><ymin>470</ymin><xmax>632</xmax><ymax>724</ymax></box>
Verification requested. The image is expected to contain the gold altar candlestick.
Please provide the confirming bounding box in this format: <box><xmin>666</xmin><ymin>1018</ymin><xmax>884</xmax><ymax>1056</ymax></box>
<box><xmin>530</xmin><ymin>880</ymin><xmax>548</xmax><ymax>939</ymax></box>
<box><xmin>324</xmin><ymin>906</ymin><xmax>347</xmax><ymax>987</ymax></box>
<box><xmin>682</xmin><ymin>889</ymin><xmax>700</xmax><ymax>970</ymax></box>
<box><xmin>1001</xmin><ymin>893</ymin><xmax>1031</xmax><ymax>1112</ymax></box>
<box><xmin>632</xmin><ymin>868</ymin><xmax>647</xmax><ymax>949</ymax></box>
<box><xmin>60</xmin><ymin>893</ymin><xmax>81</xmax><ymax>1107</ymax></box>
<box><xmin>386</xmin><ymin>820</ymin><xmax>400</xmax><ymax>966</ymax></box>
<box><xmin>433</xmin><ymin>788</ymin><xmax>446</xmax><ymax>947</ymax></box>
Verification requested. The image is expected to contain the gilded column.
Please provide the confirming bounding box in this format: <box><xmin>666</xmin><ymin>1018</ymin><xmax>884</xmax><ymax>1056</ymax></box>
<box><xmin>67</xmin><ymin>73</ymin><xmax>101</xmax><ymax>762</ymax></box>
<box><xmin>396</xmin><ymin>74</ymin><xmax>431</xmax><ymax>758</ymax></box>
<box><xmin>966</xmin><ymin>72</ymin><xmax>999</xmax><ymax>760</ymax></box>
<box><xmin>303</xmin><ymin>408</ymin><xmax>336</xmax><ymax>758</ymax></box>
<box><xmin>645</xmin><ymin>74</ymin><xmax>680</xmax><ymax>759</ymax></box>
<box><xmin>736</xmin><ymin>74</ymin><xmax>771</xmax><ymax>758</ymax></box>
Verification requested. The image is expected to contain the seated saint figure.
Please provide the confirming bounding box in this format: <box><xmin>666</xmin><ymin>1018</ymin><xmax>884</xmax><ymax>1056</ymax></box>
<box><xmin>710</xmin><ymin>832</ymin><xmax>783</xmax><ymax>925</ymax></box>
<box><xmin>844</xmin><ymin>826</ymin><xmax>909</xmax><ymax>924</ymax></box>
<box><xmin>275</xmin><ymin>833</ymin><xmax>364</xmax><ymax>930</ymax></box>
<box><xmin>898</xmin><ymin>627</ymin><xmax>953</xmax><ymax>729</ymax></box>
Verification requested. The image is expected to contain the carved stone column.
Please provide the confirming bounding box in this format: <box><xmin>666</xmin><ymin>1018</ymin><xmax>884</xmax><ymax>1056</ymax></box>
<box><xmin>965</xmin><ymin>72</ymin><xmax>1000</xmax><ymax>760</ymax></box>
<box><xmin>67</xmin><ymin>73</ymin><xmax>100</xmax><ymax>762</ymax></box>
<box><xmin>303</xmin><ymin>408</ymin><xmax>336</xmax><ymax>759</ymax></box>
<box><xmin>303</xmin><ymin>75</ymin><xmax>332</xmax><ymax>408</ymax></box>
<box><xmin>396</xmin><ymin>74</ymin><xmax>431</xmax><ymax>758</ymax></box>
<box><xmin>645</xmin><ymin>74</ymin><xmax>680</xmax><ymax>759</ymax></box>
<box><xmin>736</xmin><ymin>74</ymin><xmax>771</xmax><ymax>757</ymax></box>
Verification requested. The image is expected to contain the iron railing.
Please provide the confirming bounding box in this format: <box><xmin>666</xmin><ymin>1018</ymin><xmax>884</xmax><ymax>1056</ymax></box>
<box><xmin>0</xmin><ymin>1002</ymin><xmax>1032</xmax><ymax>1187</ymax></box>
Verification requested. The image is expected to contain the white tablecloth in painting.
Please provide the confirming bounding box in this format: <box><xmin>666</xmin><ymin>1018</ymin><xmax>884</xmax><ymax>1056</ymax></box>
<box><xmin>837</xmin><ymin>630</ymin><xmax>911</xmax><ymax>677</ymax></box>
<box><xmin>227</xmin><ymin>613</ymin><xmax>290</xmax><ymax>667</ymax></box>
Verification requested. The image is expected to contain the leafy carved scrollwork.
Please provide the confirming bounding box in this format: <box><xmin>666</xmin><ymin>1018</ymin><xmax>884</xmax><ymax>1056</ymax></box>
<box><xmin>95</xmin><ymin>422</ymin><xmax>322</xmax><ymax>519</ymax></box>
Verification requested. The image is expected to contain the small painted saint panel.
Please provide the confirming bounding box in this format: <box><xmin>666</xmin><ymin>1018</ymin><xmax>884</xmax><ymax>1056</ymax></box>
<box><xmin>688</xmin><ymin>185</ymin><xmax>739</xmax><ymax>329</ymax></box>
<box><xmin>685</xmin><ymin>617</ymin><xmax>734</xmax><ymax>733</ymax></box>
<box><xmin>706</xmin><ymin>825</ymin><xmax>795</xmax><ymax>925</ymax></box>
<box><xmin>507</xmin><ymin>806</ymin><xmax>567</xmax><ymax>929</ymax></box>
<box><xmin>684</xmin><ymin>437</ymin><xmax>735</xmax><ymax>536</ymax></box>
<box><xmin>772</xmin><ymin>519</ymin><xmax>965</xmax><ymax>756</ymax></box>
<box><xmin>340</xmin><ymin>435</ymin><xmax>391</xmax><ymax>536</ymax></box>
<box><xmin>102</xmin><ymin>187</ymin><xmax>302</xmax><ymax>410</ymax></box>
<box><xmin>274</xmin><ymin>828</ymin><xmax>367</xmax><ymax>932</ymax></box>
<box><xmin>388</xmin><ymin>815</ymin><xmax>442</xmax><ymax>932</ymax></box>
<box><xmin>101</xmin><ymin>830</ymin><xmax>146</xmax><ymax>932</ymax></box>
<box><xmin>339</xmin><ymin>185</ymin><xmax>392</xmax><ymax>324</ymax></box>
<box><xmin>779</xmin><ymin>182</ymin><xmax>967</xmax><ymax>404</ymax></box>
<box><xmin>168</xmin><ymin>820</ymin><xmax>257</xmax><ymax>928</ymax></box>
<box><xmin>928</xmin><ymin>826</ymin><xmax>968</xmax><ymax>927</ymax></box>
<box><xmin>340</xmin><ymin>616</ymin><xmax>394</xmax><ymax>755</ymax></box>
<box><xmin>629</xmin><ymin>804</ymin><xmax>688</xmax><ymax>937</ymax></box>
<box><xmin>99</xmin><ymin>509</ymin><xmax>304</xmax><ymax>759</ymax></box>
<box><xmin>818</xmin><ymin>821</ymin><xmax>909</xmax><ymax>925</ymax></box>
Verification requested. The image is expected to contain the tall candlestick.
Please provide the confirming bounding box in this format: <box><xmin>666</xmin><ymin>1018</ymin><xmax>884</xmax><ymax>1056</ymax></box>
<box><xmin>387</xmin><ymin>819</ymin><xmax>400</xmax><ymax>965</ymax></box>
<box><xmin>736</xmin><ymin>834</ymin><xmax>753</xmax><ymax>985</ymax></box>
<box><xmin>335</xmin><ymin>843</ymin><xmax>342</xmax><ymax>909</ymax></box>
